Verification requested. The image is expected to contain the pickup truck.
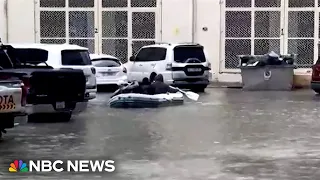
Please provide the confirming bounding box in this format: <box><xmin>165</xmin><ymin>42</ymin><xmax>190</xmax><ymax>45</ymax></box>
<box><xmin>0</xmin><ymin>79</ymin><xmax>26</xmax><ymax>138</ymax></box>
<box><xmin>0</xmin><ymin>43</ymin><xmax>87</xmax><ymax>122</ymax></box>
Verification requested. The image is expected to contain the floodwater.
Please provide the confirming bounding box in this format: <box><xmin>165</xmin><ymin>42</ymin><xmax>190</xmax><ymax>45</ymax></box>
<box><xmin>1</xmin><ymin>88</ymin><xmax>320</xmax><ymax>179</ymax></box>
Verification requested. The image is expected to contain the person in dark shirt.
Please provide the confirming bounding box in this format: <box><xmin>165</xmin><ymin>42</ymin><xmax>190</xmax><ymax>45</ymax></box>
<box><xmin>132</xmin><ymin>77</ymin><xmax>151</xmax><ymax>94</ymax></box>
<box><xmin>140</xmin><ymin>77</ymin><xmax>152</xmax><ymax>94</ymax></box>
<box><xmin>149</xmin><ymin>74</ymin><xmax>179</xmax><ymax>94</ymax></box>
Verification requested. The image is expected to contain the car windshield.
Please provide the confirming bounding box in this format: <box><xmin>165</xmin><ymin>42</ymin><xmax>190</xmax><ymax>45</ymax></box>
<box><xmin>92</xmin><ymin>58</ymin><xmax>121</xmax><ymax>67</ymax></box>
<box><xmin>61</xmin><ymin>50</ymin><xmax>92</xmax><ymax>65</ymax></box>
<box><xmin>173</xmin><ymin>46</ymin><xmax>206</xmax><ymax>63</ymax></box>
<box><xmin>13</xmin><ymin>48</ymin><xmax>49</xmax><ymax>64</ymax></box>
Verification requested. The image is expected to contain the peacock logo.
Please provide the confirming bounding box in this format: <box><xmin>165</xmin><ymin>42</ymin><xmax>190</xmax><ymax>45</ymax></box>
<box><xmin>9</xmin><ymin>160</ymin><xmax>29</xmax><ymax>172</ymax></box>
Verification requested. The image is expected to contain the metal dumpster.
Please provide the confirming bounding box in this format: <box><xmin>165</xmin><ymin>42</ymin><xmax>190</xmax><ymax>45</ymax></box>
<box><xmin>238</xmin><ymin>54</ymin><xmax>296</xmax><ymax>91</ymax></box>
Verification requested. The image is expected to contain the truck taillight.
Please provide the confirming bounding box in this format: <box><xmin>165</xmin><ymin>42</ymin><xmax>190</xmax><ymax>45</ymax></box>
<box><xmin>21</xmin><ymin>84</ymin><xmax>27</xmax><ymax>106</ymax></box>
<box><xmin>21</xmin><ymin>77</ymin><xmax>30</xmax><ymax>106</ymax></box>
<box><xmin>22</xmin><ymin>77</ymin><xmax>30</xmax><ymax>89</ymax></box>
<box><xmin>312</xmin><ymin>65</ymin><xmax>320</xmax><ymax>77</ymax></box>
<box><xmin>91</xmin><ymin>67</ymin><xmax>96</xmax><ymax>75</ymax></box>
<box><xmin>166</xmin><ymin>63</ymin><xmax>172</xmax><ymax>71</ymax></box>
<box><xmin>0</xmin><ymin>75</ymin><xmax>13</xmax><ymax>80</ymax></box>
<box><xmin>208</xmin><ymin>62</ymin><xmax>211</xmax><ymax>70</ymax></box>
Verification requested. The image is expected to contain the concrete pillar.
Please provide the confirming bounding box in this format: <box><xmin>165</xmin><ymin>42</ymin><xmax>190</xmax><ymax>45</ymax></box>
<box><xmin>0</xmin><ymin>0</ymin><xmax>8</xmax><ymax>43</ymax></box>
<box><xmin>7</xmin><ymin>0</ymin><xmax>35</xmax><ymax>43</ymax></box>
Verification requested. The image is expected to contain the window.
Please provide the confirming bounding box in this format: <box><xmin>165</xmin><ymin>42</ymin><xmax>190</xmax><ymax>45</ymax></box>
<box><xmin>14</xmin><ymin>48</ymin><xmax>49</xmax><ymax>64</ymax></box>
<box><xmin>0</xmin><ymin>50</ymin><xmax>13</xmax><ymax>68</ymax></box>
<box><xmin>61</xmin><ymin>50</ymin><xmax>92</xmax><ymax>65</ymax></box>
<box><xmin>173</xmin><ymin>46</ymin><xmax>206</xmax><ymax>63</ymax></box>
<box><xmin>135</xmin><ymin>47</ymin><xmax>166</xmax><ymax>62</ymax></box>
<box><xmin>92</xmin><ymin>58</ymin><xmax>121</xmax><ymax>67</ymax></box>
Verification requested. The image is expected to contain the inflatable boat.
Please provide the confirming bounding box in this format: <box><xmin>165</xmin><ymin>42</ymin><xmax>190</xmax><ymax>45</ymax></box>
<box><xmin>108</xmin><ymin>92</ymin><xmax>184</xmax><ymax>108</ymax></box>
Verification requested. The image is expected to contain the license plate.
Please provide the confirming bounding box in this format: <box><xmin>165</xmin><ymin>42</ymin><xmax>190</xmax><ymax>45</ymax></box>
<box><xmin>56</xmin><ymin>102</ymin><xmax>65</xmax><ymax>109</ymax></box>
<box><xmin>187</xmin><ymin>68</ymin><xmax>202</xmax><ymax>72</ymax></box>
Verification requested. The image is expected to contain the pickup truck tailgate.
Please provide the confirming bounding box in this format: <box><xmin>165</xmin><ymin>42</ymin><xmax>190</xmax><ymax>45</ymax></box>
<box><xmin>0</xmin><ymin>81</ymin><xmax>23</xmax><ymax>113</ymax></box>
<box><xmin>28</xmin><ymin>69</ymin><xmax>86</xmax><ymax>104</ymax></box>
<box><xmin>62</xmin><ymin>65</ymin><xmax>96</xmax><ymax>88</ymax></box>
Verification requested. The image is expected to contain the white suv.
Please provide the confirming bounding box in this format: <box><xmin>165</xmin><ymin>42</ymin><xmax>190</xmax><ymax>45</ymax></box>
<box><xmin>127</xmin><ymin>43</ymin><xmax>211</xmax><ymax>92</ymax></box>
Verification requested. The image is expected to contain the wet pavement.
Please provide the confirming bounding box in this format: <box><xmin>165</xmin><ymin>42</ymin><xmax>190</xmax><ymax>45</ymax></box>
<box><xmin>1</xmin><ymin>88</ymin><xmax>320</xmax><ymax>179</ymax></box>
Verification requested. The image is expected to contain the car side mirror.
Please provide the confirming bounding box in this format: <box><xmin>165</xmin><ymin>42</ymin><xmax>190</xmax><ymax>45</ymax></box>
<box><xmin>129</xmin><ymin>56</ymin><xmax>135</xmax><ymax>62</ymax></box>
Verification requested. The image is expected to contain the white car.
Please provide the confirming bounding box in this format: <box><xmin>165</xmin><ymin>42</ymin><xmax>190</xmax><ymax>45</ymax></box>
<box><xmin>90</xmin><ymin>54</ymin><xmax>128</xmax><ymax>86</ymax></box>
<box><xmin>9</xmin><ymin>43</ymin><xmax>97</xmax><ymax>100</ymax></box>
<box><xmin>127</xmin><ymin>42</ymin><xmax>211</xmax><ymax>92</ymax></box>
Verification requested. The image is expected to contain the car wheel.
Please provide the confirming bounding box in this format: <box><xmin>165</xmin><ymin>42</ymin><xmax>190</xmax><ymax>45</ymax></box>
<box><xmin>27</xmin><ymin>114</ymin><xmax>40</xmax><ymax>122</ymax></box>
<box><xmin>192</xmin><ymin>85</ymin><xmax>207</xmax><ymax>92</ymax></box>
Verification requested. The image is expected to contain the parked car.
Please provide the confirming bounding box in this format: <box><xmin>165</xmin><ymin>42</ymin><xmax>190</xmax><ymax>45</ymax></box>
<box><xmin>311</xmin><ymin>58</ymin><xmax>320</xmax><ymax>94</ymax></box>
<box><xmin>0</xmin><ymin>44</ymin><xmax>87</xmax><ymax>121</ymax></box>
<box><xmin>90</xmin><ymin>54</ymin><xmax>128</xmax><ymax>87</ymax></box>
<box><xmin>0</xmin><ymin>76</ymin><xmax>27</xmax><ymax>138</ymax></box>
<box><xmin>9</xmin><ymin>43</ymin><xmax>97</xmax><ymax>100</ymax></box>
<box><xmin>127</xmin><ymin>42</ymin><xmax>211</xmax><ymax>92</ymax></box>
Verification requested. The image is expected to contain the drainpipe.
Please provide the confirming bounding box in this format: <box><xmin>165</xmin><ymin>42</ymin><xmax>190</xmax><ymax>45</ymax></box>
<box><xmin>191</xmin><ymin>0</ymin><xmax>196</xmax><ymax>43</ymax></box>
<box><xmin>3</xmin><ymin>0</ymin><xmax>8</xmax><ymax>42</ymax></box>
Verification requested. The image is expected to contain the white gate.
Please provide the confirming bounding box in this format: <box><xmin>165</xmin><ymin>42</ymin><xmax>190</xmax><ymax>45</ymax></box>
<box><xmin>35</xmin><ymin>0</ymin><xmax>98</xmax><ymax>53</ymax></box>
<box><xmin>35</xmin><ymin>0</ymin><xmax>160</xmax><ymax>63</ymax></box>
<box><xmin>220</xmin><ymin>0</ymin><xmax>318</xmax><ymax>73</ymax></box>
<box><xmin>98</xmin><ymin>0</ymin><xmax>160</xmax><ymax>63</ymax></box>
<box><xmin>284</xmin><ymin>0</ymin><xmax>318</xmax><ymax>71</ymax></box>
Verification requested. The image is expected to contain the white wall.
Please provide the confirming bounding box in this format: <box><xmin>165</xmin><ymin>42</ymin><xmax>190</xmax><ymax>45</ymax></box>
<box><xmin>7</xmin><ymin>0</ymin><xmax>35</xmax><ymax>43</ymax></box>
<box><xmin>0</xmin><ymin>0</ymin><xmax>7</xmax><ymax>43</ymax></box>
<box><xmin>194</xmin><ymin>0</ymin><xmax>220</xmax><ymax>81</ymax></box>
<box><xmin>160</xmin><ymin>0</ymin><xmax>193</xmax><ymax>42</ymax></box>
<box><xmin>160</xmin><ymin>0</ymin><xmax>221</xmax><ymax>81</ymax></box>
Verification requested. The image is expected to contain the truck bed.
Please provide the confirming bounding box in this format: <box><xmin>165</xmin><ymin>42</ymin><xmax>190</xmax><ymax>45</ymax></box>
<box><xmin>0</xmin><ymin>68</ymin><xmax>86</xmax><ymax>104</ymax></box>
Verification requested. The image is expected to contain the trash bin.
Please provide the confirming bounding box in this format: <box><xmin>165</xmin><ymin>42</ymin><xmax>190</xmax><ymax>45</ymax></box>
<box><xmin>238</xmin><ymin>54</ymin><xmax>296</xmax><ymax>91</ymax></box>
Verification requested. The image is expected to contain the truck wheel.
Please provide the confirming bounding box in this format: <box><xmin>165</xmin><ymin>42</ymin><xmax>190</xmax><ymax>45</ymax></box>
<box><xmin>0</xmin><ymin>114</ymin><xmax>15</xmax><ymax>128</ymax></box>
<box><xmin>314</xmin><ymin>89</ymin><xmax>320</xmax><ymax>94</ymax></box>
<box><xmin>60</xmin><ymin>112</ymin><xmax>72</xmax><ymax>122</ymax></box>
<box><xmin>0</xmin><ymin>128</ymin><xmax>6</xmax><ymax>139</ymax></box>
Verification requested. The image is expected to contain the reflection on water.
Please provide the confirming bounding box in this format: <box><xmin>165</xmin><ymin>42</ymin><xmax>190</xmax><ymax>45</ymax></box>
<box><xmin>1</xmin><ymin>89</ymin><xmax>320</xmax><ymax>179</ymax></box>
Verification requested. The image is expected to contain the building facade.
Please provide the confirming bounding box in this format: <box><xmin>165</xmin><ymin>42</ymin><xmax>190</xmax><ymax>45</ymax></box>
<box><xmin>0</xmin><ymin>0</ymin><xmax>317</xmax><ymax>82</ymax></box>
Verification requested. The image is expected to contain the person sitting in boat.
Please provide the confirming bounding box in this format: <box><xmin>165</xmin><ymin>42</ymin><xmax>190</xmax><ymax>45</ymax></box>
<box><xmin>111</xmin><ymin>78</ymin><xmax>151</xmax><ymax>97</ymax></box>
<box><xmin>132</xmin><ymin>77</ymin><xmax>152</xmax><ymax>94</ymax></box>
<box><xmin>110</xmin><ymin>80</ymin><xmax>139</xmax><ymax>98</ymax></box>
<box><xmin>141</xmin><ymin>77</ymin><xmax>152</xmax><ymax>94</ymax></box>
<box><xmin>149</xmin><ymin>74</ymin><xmax>179</xmax><ymax>94</ymax></box>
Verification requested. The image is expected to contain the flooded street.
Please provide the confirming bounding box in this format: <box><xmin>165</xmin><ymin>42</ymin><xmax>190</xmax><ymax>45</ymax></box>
<box><xmin>1</xmin><ymin>88</ymin><xmax>320</xmax><ymax>179</ymax></box>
